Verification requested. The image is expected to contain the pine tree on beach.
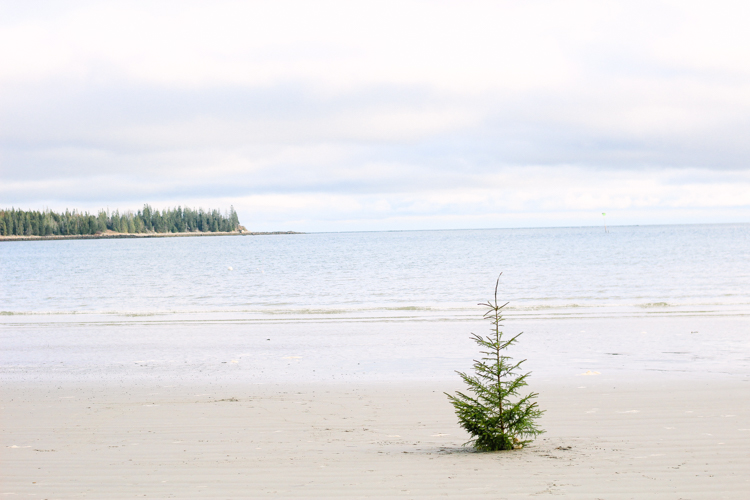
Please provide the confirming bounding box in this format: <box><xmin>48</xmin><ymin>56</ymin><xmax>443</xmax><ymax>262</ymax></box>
<box><xmin>446</xmin><ymin>274</ymin><xmax>544</xmax><ymax>451</ymax></box>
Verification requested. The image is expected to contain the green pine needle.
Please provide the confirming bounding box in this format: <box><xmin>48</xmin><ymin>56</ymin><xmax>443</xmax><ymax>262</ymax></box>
<box><xmin>445</xmin><ymin>274</ymin><xmax>545</xmax><ymax>451</ymax></box>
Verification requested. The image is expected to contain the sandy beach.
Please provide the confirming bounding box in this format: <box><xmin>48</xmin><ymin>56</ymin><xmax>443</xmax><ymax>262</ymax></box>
<box><xmin>3</xmin><ymin>376</ymin><xmax>748</xmax><ymax>499</ymax></box>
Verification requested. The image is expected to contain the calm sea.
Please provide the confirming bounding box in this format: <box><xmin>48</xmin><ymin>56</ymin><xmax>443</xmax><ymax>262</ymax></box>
<box><xmin>2</xmin><ymin>224</ymin><xmax>749</xmax><ymax>383</ymax></box>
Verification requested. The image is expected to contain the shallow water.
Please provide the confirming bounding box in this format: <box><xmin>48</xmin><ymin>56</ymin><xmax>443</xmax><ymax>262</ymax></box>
<box><xmin>1</xmin><ymin>224</ymin><xmax>749</xmax><ymax>382</ymax></box>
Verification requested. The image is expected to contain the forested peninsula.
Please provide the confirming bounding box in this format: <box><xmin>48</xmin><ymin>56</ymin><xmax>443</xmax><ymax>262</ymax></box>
<box><xmin>0</xmin><ymin>205</ymin><xmax>271</xmax><ymax>240</ymax></box>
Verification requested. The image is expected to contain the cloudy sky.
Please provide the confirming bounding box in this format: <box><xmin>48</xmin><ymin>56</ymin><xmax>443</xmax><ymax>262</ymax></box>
<box><xmin>1</xmin><ymin>1</ymin><xmax>749</xmax><ymax>231</ymax></box>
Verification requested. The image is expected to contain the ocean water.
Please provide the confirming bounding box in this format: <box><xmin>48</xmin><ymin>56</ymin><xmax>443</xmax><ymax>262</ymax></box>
<box><xmin>1</xmin><ymin>224</ymin><xmax>749</xmax><ymax>383</ymax></box>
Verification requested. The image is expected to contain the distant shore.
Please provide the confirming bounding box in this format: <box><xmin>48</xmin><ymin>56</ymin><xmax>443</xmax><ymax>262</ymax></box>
<box><xmin>0</xmin><ymin>230</ymin><xmax>302</xmax><ymax>242</ymax></box>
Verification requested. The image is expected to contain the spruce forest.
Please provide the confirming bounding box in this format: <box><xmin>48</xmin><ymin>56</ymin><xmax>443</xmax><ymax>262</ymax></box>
<box><xmin>0</xmin><ymin>205</ymin><xmax>241</xmax><ymax>237</ymax></box>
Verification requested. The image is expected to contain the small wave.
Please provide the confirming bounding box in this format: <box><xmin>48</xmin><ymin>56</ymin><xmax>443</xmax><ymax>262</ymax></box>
<box><xmin>505</xmin><ymin>304</ymin><xmax>583</xmax><ymax>311</ymax></box>
<box><xmin>0</xmin><ymin>310</ymin><xmax>170</xmax><ymax>317</ymax></box>
<box><xmin>383</xmin><ymin>306</ymin><xmax>433</xmax><ymax>311</ymax></box>
<box><xmin>263</xmin><ymin>308</ymin><xmax>351</xmax><ymax>315</ymax></box>
<box><xmin>1</xmin><ymin>310</ymin><xmax>84</xmax><ymax>316</ymax></box>
<box><xmin>3</xmin><ymin>299</ymin><xmax>749</xmax><ymax>321</ymax></box>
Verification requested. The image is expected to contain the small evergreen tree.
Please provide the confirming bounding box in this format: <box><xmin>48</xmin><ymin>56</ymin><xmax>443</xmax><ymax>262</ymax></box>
<box><xmin>446</xmin><ymin>275</ymin><xmax>544</xmax><ymax>451</ymax></box>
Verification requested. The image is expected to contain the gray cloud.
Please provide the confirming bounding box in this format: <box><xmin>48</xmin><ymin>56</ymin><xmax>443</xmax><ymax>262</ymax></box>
<box><xmin>3</xmin><ymin>75</ymin><xmax>750</xmax><ymax>186</ymax></box>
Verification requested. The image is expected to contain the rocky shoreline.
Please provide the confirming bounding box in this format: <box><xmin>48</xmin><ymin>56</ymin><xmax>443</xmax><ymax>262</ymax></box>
<box><xmin>0</xmin><ymin>230</ymin><xmax>302</xmax><ymax>242</ymax></box>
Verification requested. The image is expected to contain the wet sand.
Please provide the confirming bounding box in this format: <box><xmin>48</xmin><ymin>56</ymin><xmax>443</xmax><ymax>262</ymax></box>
<box><xmin>2</xmin><ymin>377</ymin><xmax>749</xmax><ymax>499</ymax></box>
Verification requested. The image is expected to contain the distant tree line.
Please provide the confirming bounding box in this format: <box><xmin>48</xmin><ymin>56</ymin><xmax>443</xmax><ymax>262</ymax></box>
<box><xmin>0</xmin><ymin>205</ymin><xmax>241</xmax><ymax>236</ymax></box>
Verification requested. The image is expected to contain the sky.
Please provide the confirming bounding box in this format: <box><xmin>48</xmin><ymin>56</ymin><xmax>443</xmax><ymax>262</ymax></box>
<box><xmin>1</xmin><ymin>0</ymin><xmax>749</xmax><ymax>231</ymax></box>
